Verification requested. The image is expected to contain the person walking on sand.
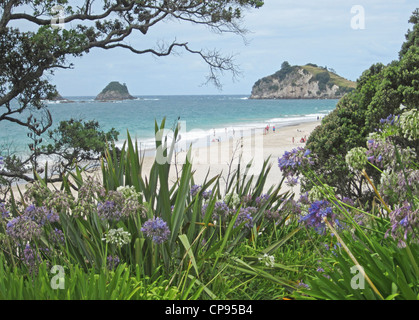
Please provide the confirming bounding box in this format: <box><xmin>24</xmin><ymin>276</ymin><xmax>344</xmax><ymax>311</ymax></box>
<box><xmin>273</xmin><ymin>126</ymin><xmax>275</xmax><ymax>133</ymax></box>
<box><xmin>292</xmin><ymin>137</ymin><xmax>295</xmax><ymax>144</ymax></box>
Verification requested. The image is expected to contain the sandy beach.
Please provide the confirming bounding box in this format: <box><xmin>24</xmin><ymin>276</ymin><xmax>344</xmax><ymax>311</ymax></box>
<box><xmin>138</xmin><ymin>120</ymin><xmax>320</xmax><ymax>196</ymax></box>
<box><xmin>11</xmin><ymin>120</ymin><xmax>321</xmax><ymax>199</ymax></box>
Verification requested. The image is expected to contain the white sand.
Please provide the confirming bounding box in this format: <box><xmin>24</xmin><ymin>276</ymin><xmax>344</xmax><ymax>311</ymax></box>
<box><xmin>140</xmin><ymin>120</ymin><xmax>320</xmax><ymax>196</ymax></box>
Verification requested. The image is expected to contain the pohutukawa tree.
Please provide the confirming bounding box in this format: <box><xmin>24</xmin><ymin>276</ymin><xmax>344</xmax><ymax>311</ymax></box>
<box><xmin>0</xmin><ymin>0</ymin><xmax>264</xmax><ymax>192</ymax></box>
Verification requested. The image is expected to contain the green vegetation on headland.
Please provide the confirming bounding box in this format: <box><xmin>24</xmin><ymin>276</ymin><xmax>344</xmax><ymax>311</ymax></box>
<box><xmin>250</xmin><ymin>61</ymin><xmax>356</xmax><ymax>99</ymax></box>
<box><xmin>0</xmin><ymin>4</ymin><xmax>418</xmax><ymax>301</ymax></box>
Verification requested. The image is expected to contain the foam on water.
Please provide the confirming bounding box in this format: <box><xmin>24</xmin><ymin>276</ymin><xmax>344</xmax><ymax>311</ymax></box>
<box><xmin>1</xmin><ymin>95</ymin><xmax>338</xmax><ymax>158</ymax></box>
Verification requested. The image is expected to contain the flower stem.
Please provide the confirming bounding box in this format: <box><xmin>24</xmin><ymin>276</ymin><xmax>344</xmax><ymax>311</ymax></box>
<box><xmin>324</xmin><ymin>218</ymin><xmax>384</xmax><ymax>300</ymax></box>
<box><xmin>362</xmin><ymin>169</ymin><xmax>391</xmax><ymax>215</ymax></box>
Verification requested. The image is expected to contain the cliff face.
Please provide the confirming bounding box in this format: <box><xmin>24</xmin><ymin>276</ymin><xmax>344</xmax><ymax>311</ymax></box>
<box><xmin>250</xmin><ymin>63</ymin><xmax>356</xmax><ymax>99</ymax></box>
<box><xmin>95</xmin><ymin>81</ymin><xmax>135</xmax><ymax>101</ymax></box>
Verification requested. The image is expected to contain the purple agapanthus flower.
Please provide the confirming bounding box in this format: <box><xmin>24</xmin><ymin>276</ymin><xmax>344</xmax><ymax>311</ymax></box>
<box><xmin>0</xmin><ymin>203</ymin><xmax>9</xmax><ymax>219</ymax></box>
<box><xmin>107</xmin><ymin>255</ymin><xmax>121</xmax><ymax>270</ymax></box>
<box><xmin>278</xmin><ymin>148</ymin><xmax>314</xmax><ymax>186</ymax></box>
<box><xmin>21</xmin><ymin>244</ymin><xmax>42</xmax><ymax>275</ymax></box>
<box><xmin>25</xmin><ymin>204</ymin><xmax>60</xmax><ymax>225</ymax></box>
<box><xmin>379</xmin><ymin>114</ymin><xmax>399</xmax><ymax>126</ymax></box>
<box><xmin>234</xmin><ymin>207</ymin><xmax>255</xmax><ymax>229</ymax></box>
<box><xmin>6</xmin><ymin>216</ymin><xmax>42</xmax><ymax>241</ymax></box>
<box><xmin>97</xmin><ymin>200</ymin><xmax>122</xmax><ymax>221</ymax></box>
<box><xmin>141</xmin><ymin>217</ymin><xmax>171</xmax><ymax>244</ymax></box>
<box><xmin>300</xmin><ymin>200</ymin><xmax>338</xmax><ymax>234</ymax></box>
<box><xmin>255</xmin><ymin>194</ymin><xmax>270</xmax><ymax>208</ymax></box>
<box><xmin>49</xmin><ymin>228</ymin><xmax>65</xmax><ymax>246</ymax></box>
<box><xmin>386</xmin><ymin>201</ymin><xmax>419</xmax><ymax>247</ymax></box>
<box><xmin>205</xmin><ymin>201</ymin><xmax>231</xmax><ymax>220</ymax></box>
<box><xmin>190</xmin><ymin>185</ymin><xmax>201</xmax><ymax>198</ymax></box>
<box><xmin>202</xmin><ymin>189</ymin><xmax>213</xmax><ymax>200</ymax></box>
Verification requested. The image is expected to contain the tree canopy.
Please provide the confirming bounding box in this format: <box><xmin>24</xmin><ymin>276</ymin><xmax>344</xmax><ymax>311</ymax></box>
<box><xmin>305</xmin><ymin>9</ymin><xmax>419</xmax><ymax>199</ymax></box>
<box><xmin>0</xmin><ymin>0</ymin><xmax>264</xmax><ymax>190</ymax></box>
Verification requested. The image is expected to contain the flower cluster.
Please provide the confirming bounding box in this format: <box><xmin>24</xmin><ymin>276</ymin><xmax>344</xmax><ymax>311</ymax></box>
<box><xmin>25</xmin><ymin>205</ymin><xmax>60</xmax><ymax>225</ymax></box>
<box><xmin>141</xmin><ymin>217</ymin><xmax>171</xmax><ymax>244</ymax></box>
<box><xmin>308</xmin><ymin>184</ymin><xmax>336</xmax><ymax>202</ymax></box>
<box><xmin>264</xmin><ymin>209</ymin><xmax>281</xmax><ymax>222</ymax></box>
<box><xmin>6</xmin><ymin>205</ymin><xmax>59</xmax><ymax>242</ymax></box>
<box><xmin>299</xmin><ymin>200</ymin><xmax>338</xmax><ymax>234</ymax></box>
<box><xmin>224</xmin><ymin>192</ymin><xmax>241</xmax><ymax>209</ymax></box>
<box><xmin>202</xmin><ymin>201</ymin><xmax>231</xmax><ymax>221</ymax></box>
<box><xmin>116</xmin><ymin>185</ymin><xmax>143</xmax><ymax>200</ymax></box>
<box><xmin>299</xmin><ymin>192</ymin><xmax>310</xmax><ymax>205</ymax></box>
<box><xmin>278</xmin><ymin>199</ymin><xmax>301</xmax><ymax>222</ymax></box>
<box><xmin>0</xmin><ymin>203</ymin><xmax>9</xmax><ymax>219</ymax></box>
<box><xmin>258</xmin><ymin>253</ymin><xmax>275</xmax><ymax>267</ymax></box>
<box><xmin>23</xmin><ymin>181</ymin><xmax>51</xmax><ymax>207</ymax></box>
<box><xmin>364</xmin><ymin>133</ymin><xmax>416</xmax><ymax>169</ymax></box>
<box><xmin>21</xmin><ymin>244</ymin><xmax>43</xmax><ymax>275</ymax></box>
<box><xmin>97</xmin><ymin>200</ymin><xmax>123</xmax><ymax>221</ymax></box>
<box><xmin>345</xmin><ymin>147</ymin><xmax>368</xmax><ymax>171</ymax></box>
<box><xmin>386</xmin><ymin>201</ymin><xmax>419</xmax><ymax>248</ymax></box>
<box><xmin>399</xmin><ymin>108</ymin><xmax>419</xmax><ymax>141</ymax></box>
<box><xmin>190</xmin><ymin>185</ymin><xmax>201</xmax><ymax>198</ymax></box>
<box><xmin>234</xmin><ymin>207</ymin><xmax>255</xmax><ymax>229</ymax></box>
<box><xmin>379</xmin><ymin>114</ymin><xmax>399</xmax><ymax>126</ymax></box>
<box><xmin>379</xmin><ymin>168</ymin><xmax>419</xmax><ymax>205</ymax></box>
<box><xmin>107</xmin><ymin>255</ymin><xmax>121</xmax><ymax>270</ymax></box>
<box><xmin>255</xmin><ymin>194</ymin><xmax>270</xmax><ymax>208</ymax></box>
<box><xmin>44</xmin><ymin>191</ymin><xmax>74</xmax><ymax>214</ymax></box>
<box><xmin>240</xmin><ymin>194</ymin><xmax>253</xmax><ymax>207</ymax></box>
<box><xmin>96</xmin><ymin>189</ymin><xmax>144</xmax><ymax>221</ymax></box>
<box><xmin>6</xmin><ymin>217</ymin><xmax>41</xmax><ymax>242</ymax></box>
<box><xmin>102</xmin><ymin>228</ymin><xmax>131</xmax><ymax>247</ymax></box>
<box><xmin>73</xmin><ymin>177</ymin><xmax>106</xmax><ymax>216</ymax></box>
<box><xmin>48</xmin><ymin>228</ymin><xmax>65</xmax><ymax>246</ymax></box>
<box><xmin>278</xmin><ymin>148</ymin><xmax>314</xmax><ymax>186</ymax></box>
<box><xmin>202</xmin><ymin>189</ymin><xmax>213</xmax><ymax>200</ymax></box>
<box><xmin>190</xmin><ymin>185</ymin><xmax>212</xmax><ymax>201</ymax></box>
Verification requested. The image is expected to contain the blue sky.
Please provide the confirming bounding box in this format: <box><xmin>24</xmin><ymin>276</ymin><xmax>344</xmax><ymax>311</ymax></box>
<box><xmin>50</xmin><ymin>0</ymin><xmax>417</xmax><ymax>96</ymax></box>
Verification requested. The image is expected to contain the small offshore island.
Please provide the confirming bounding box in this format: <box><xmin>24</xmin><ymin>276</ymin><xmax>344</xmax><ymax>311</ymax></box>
<box><xmin>95</xmin><ymin>81</ymin><xmax>136</xmax><ymax>101</ymax></box>
<box><xmin>250</xmin><ymin>62</ymin><xmax>356</xmax><ymax>99</ymax></box>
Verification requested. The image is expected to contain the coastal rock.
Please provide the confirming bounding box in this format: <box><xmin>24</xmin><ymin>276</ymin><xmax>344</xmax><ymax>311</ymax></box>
<box><xmin>44</xmin><ymin>91</ymin><xmax>74</xmax><ymax>103</ymax></box>
<box><xmin>250</xmin><ymin>62</ymin><xmax>356</xmax><ymax>99</ymax></box>
<box><xmin>95</xmin><ymin>81</ymin><xmax>135</xmax><ymax>101</ymax></box>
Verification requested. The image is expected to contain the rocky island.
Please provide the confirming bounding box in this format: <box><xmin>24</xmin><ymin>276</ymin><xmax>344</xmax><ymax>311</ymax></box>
<box><xmin>250</xmin><ymin>62</ymin><xmax>356</xmax><ymax>99</ymax></box>
<box><xmin>95</xmin><ymin>81</ymin><xmax>135</xmax><ymax>101</ymax></box>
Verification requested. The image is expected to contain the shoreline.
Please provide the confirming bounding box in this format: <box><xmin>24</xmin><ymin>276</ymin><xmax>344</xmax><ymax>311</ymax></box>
<box><xmin>166</xmin><ymin>120</ymin><xmax>319</xmax><ymax>196</ymax></box>
<box><xmin>9</xmin><ymin>120</ymin><xmax>321</xmax><ymax>199</ymax></box>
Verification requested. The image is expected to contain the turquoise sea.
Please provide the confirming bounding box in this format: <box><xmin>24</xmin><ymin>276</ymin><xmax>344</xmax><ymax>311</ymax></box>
<box><xmin>1</xmin><ymin>95</ymin><xmax>338</xmax><ymax>157</ymax></box>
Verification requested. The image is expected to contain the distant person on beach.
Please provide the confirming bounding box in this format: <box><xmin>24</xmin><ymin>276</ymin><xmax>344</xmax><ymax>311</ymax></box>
<box><xmin>292</xmin><ymin>137</ymin><xmax>295</xmax><ymax>143</ymax></box>
<box><xmin>273</xmin><ymin>126</ymin><xmax>275</xmax><ymax>133</ymax></box>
